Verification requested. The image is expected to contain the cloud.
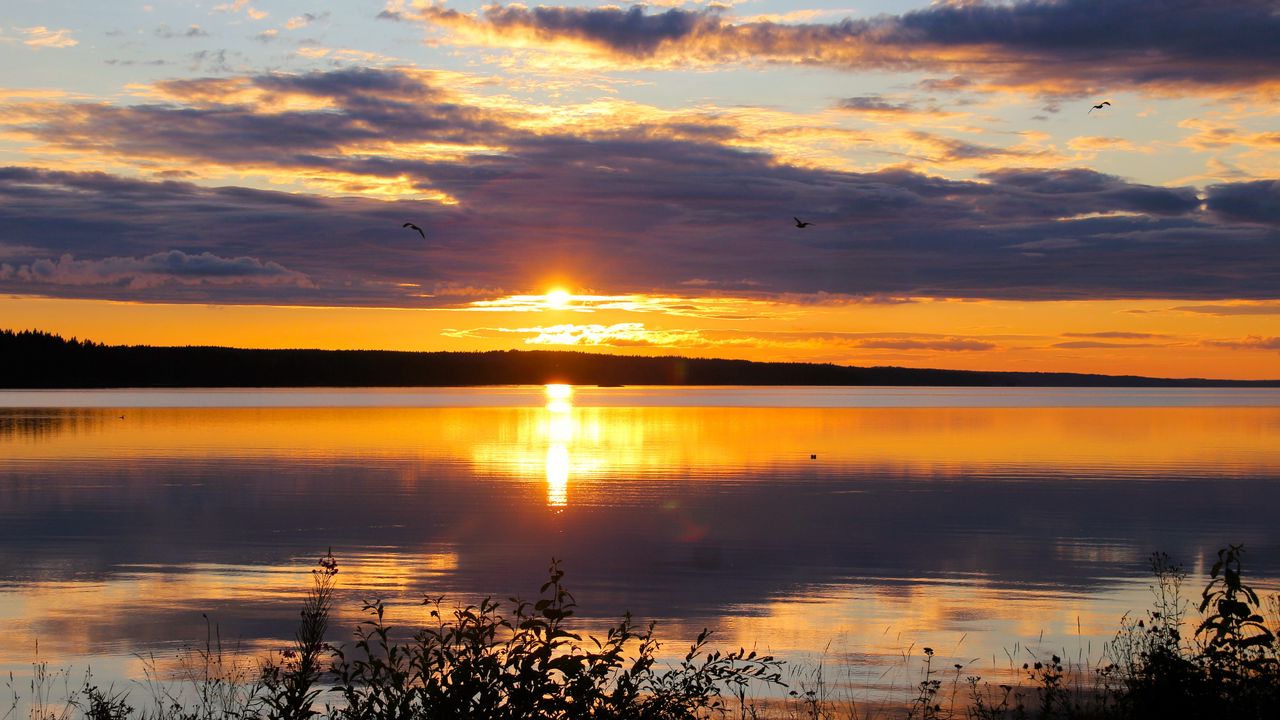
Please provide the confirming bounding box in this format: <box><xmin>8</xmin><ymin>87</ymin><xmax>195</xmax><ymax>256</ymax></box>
<box><xmin>1204</xmin><ymin>335</ymin><xmax>1280</xmax><ymax>351</ymax></box>
<box><xmin>19</xmin><ymin>26</ymin><xmax>77</xmax><ymax>48</ymax></box>
<box><xmin>2</xmin><ymin>67</ymin><xmax>1279</xmax><ymax>306</ymax></box>
<box><xmin>214</xmin><ymin>1</ymin><xmax>268</xmax><ymax>21</ymax></box>
<box><xmin>523</xmin><ymin>323</ymin><xmax>708</xmax><ymax>348</ymax></box>
<box><xmin>155</xmin><ymin>24</ymin><xmax>209</xmax><ymax>39</ymax></box>
<box><xmin>834</xmin><ymin>96</ymin><xmax>917</xmax><ymax>115</ymax></box>
<box><xmin>1206</xmin><ymin>179</ymin><xmax>1280</xmax><ymax>226</ymax></box>
<box><xmin>463</xmin><ymin>293</ymin><xmax>781</xmax><ymax>319</ymax></box>
<box><xmin>852</xmin><ymin>337</ymin><xmax>997</xmax><ymax>352</ymax></box>
<box><xmin>1178</xmin><ymin>118</ymin><xmax>1280</xmax><ymax>152</ymax></box>
<box><xmin>443</xmin><ymin>323</ymin><xmax>715</xmax><ymax>348</ymax></box>
<box><xmin>1061</xmin><ymin>331</ymin><xmax>1167</xmax><ymax>339</ymax></box>
<box><xmin>1171</xmin><ymin>302</ymin><xmax>1280</xmax><ymax>316</ymax></box>
<box><xmin>285</xmin><ymin>12</ymin><xmax>330</xmax><ymax>30</ymax></box>
<box><xmin>1067</xmin><ymin>136</ymin><xmax>1152</xmax><ymax>154</ymax></box>
<box><xmin>445</xmin><ymin>325</ymin><xmax>1008</xmax><ymax>352</ymax></box>
<box><xmin>901</xmin><ymin>131</ymin><xmax>1053</xmax><ymax>165</ymax></box>
<box><xmin>400</xmin><ymin>1</ymin><xmax>1280</xmax><ymax>93</ymax></box>
<box><xmin>0</xmin><ymin>250</ymin><xmax>313</xmax><ymax>290</ymax></box>
<box><xmin>1051</xmin><ymin>341</ymin><xmax>1165</xmax><ymax>349</ymax></box>
<box><xmin>977</xmin><ymin>168</ymin><xmax>1201</xmax><ymax>217</ymax></box>
<box><xmin>1007</xmin><ymin>238</ymin><xmax>1084</xmax><ymax>251</ymax></box>
<box><xmin>187</xmin><ymin>49</ymin><xmax>237</xmax><ymax>73</ymax></box>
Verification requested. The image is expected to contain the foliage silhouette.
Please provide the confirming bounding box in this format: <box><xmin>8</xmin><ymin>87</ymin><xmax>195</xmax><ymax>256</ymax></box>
<box><xmin>6</xmin><ymin>546</ymin><xmax>1280</xmax><ymax>719</ymax></box>
<box><xmin>5</xmin><ymin>329</ymin><xmax>1278</xmax><ymax>388</ymax></box>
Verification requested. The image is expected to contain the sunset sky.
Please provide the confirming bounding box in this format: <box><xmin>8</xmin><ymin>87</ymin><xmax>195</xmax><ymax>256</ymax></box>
<box><xmin>1</xmin><ymin>0</ymin><xmax>1277</xmax><ymax>378</ymax></box>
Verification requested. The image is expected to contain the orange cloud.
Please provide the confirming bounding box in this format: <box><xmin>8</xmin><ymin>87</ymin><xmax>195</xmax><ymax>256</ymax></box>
<box><xmin>19</xmin><ymin>26</ymin><xmax>78</xmax><ymax>48</ymax></box>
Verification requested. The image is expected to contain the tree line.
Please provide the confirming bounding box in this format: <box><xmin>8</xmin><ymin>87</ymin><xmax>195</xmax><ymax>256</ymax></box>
<box><xmin>2</xmin><ymin>329</ymin><xmax>1275</xmax><ymax>388</ymax></box>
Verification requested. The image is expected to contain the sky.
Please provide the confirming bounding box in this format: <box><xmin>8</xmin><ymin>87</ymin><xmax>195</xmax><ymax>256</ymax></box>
<box><xmin>0</xmin><ymin>0</ymin><xmax>1277</xmax><ymax>379</ymax></box>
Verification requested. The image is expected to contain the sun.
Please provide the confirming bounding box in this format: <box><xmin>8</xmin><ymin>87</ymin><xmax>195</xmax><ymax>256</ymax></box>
<box><xmin>545</xmin><ymin>288</ymin><xmax>572</xmax><ymax>309</ymax></box>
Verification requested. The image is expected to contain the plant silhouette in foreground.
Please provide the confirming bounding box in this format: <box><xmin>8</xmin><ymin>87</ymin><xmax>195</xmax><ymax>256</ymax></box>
<box><xmin>326</xmin><ymin>558</ymin><xmax>785</xmax><ymax>720</ymax></box>
<box><xmin>1097</xmin><ymin>545</ymin><xmax>1280</xmax><ymax>719</ymax></box>
<box><xmin>8</xmin><ymin>546</ymin><xmax>1280</xmax><ymax>719</ymax></box>
<box><xmin>260</xmin><ymin>549</ymin><xmax>339</xmax><ymax>720</ymax></box>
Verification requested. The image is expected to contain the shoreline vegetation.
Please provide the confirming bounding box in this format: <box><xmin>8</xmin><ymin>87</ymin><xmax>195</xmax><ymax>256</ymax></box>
<box><xmin>8</xmin><ymin>547</ymin><xmax>1279</xmax><ymax>720</ymax></box>
<box><xmin>3</xmin><ymin>330</ymin><xmax>1278</xmax><ymax>390</ymax></box>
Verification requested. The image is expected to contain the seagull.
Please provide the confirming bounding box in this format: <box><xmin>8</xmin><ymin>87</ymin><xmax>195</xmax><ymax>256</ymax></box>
<box><xmin>1088</xmin><ymin>101</ymin><xmax>1111</xmax><ymax>113</ymax></box>
<box><xmin>793</xmin><ymin>217</ymin><xmax>813</xmax><ymax>228</ymax></box>
<box><xmin>403</xmin><ymin>222</ymin><xmax>426</xmax><ymax>239</ymax></box>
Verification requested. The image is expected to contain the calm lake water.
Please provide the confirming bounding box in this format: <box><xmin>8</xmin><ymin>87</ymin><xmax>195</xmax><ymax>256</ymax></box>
<box><xmin>2</xmin><ymin>386</ymin><xmax>1279</xmax><ymax>699</ymax></box>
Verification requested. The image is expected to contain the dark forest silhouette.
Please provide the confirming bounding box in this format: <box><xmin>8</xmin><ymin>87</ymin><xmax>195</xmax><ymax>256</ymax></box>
<box><xmin>2</xmin><ymin>329</ymin><xmax>1276</xmax><ymax>389</ymax></box>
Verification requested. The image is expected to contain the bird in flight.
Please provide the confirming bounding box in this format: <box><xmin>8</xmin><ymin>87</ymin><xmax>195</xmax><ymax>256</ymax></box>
<box><xmin>793</xmin><ymin>217</ymin><xmax>813</xmax><ymax>228</ymax></box>
<box><xmin>1088</xmin><ymin>101</ymin><xmax>1111</xmax><ymax>113</ymax></box>
<box><xmin>403</xmin><ymin>222</ymin><xmax>426</xmax><ymax>239</ymax></box>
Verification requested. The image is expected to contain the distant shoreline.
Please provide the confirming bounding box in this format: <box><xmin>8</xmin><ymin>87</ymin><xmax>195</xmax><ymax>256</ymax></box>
<box><xmin>3</xmin><ymin>329</ymin><xmax>1278</xmax><ymax>388</ymax></box>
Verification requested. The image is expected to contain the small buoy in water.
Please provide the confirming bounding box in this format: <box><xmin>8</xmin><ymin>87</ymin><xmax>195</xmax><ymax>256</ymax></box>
<box><xmin>810</xmin><ymin>453</ymin><xmax>816</xmax><ymax>460</ymax></box>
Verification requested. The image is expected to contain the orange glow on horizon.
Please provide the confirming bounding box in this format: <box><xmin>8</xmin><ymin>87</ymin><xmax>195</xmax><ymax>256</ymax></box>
<box><xmin>1</xmin><ymin>294</ymin><xmax>1277</xmax><ymax>380</ymax></box>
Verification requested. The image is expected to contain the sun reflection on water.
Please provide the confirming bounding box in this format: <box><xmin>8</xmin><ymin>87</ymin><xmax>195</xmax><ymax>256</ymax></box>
<box><xmin>545</xmin><ymin>384</ymin><xmax>574</xmax><ymax>507</ymax></box>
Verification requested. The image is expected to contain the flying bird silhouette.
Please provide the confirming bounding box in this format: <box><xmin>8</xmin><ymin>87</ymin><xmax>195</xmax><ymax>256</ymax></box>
<box><xmin>1088</xmin><ymin>101</ymin><xmax>1111</xmax><ymax>113</ymax></box>
<box><xmin>403</xmin><ymin>222</ymin><xmax>425</xmax><ymax>239</ymax></box>
<box><xmin>793</xmin><ymin>217</ymin><xmax>813</xmax><ymax>228</ymax></box>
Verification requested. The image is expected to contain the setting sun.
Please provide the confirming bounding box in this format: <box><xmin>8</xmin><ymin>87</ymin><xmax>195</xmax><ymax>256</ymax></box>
<box><xmin>545</xmin><ymin>289</ymin><xmax>572</xmax><ymax>310</ymax></box>
<box><xmin>545</xmin><ymin>383</ymin><xmax>574</xmax><ymax>402</ymax></box>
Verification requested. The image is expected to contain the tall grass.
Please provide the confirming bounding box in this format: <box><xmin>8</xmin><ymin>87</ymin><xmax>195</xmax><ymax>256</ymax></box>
<box><xmin>6</xmin><ymin>546</ymin><xmax>1279</xmax><ymax>719</ymax></box>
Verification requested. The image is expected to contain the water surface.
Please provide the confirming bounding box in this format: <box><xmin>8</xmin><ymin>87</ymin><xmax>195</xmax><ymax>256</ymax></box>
<box><xmin>2</xmin><ymin>387</ymin><xmax>1278</xmax><ymax>697</ymax></box>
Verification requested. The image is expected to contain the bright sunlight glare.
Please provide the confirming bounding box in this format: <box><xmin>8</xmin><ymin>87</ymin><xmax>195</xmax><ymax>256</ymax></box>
<box><xmin>545</xmin><ymin>289</ymin><xmax>572</xmax><ymax>309</ymax></box>
<box><xmin>545</xmin><ymin>383</ymin><xmax>573</xmax><ymax>402</ymax></box>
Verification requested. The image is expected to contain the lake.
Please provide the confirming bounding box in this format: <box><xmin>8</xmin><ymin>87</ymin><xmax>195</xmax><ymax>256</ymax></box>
<box><xmin>2</xmin><ymin>386</ymin><xmax>1279</xmax><ymax>702</ymax></box>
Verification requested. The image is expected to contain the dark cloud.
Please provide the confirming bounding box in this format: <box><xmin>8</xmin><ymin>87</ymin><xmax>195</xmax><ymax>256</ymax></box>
<box><xmin>978</xmin><ymin>168</ymin><xmax>1201</xmax><ymax>217</ymax></box>
<box><xmin>286</xmin><ymin>12</ymin><xmax>330</xmax><ymax>30</ymax></box>
<box><xmin>1206</xmin><ymin>180</ymin><xmax>1280</xmax><ymax>226</ymax></box>
<box><xmin>916</xmin><ymin>76</ymin><xmax>972</xmax><ymax>93</ymax></box>
<box><xmin>407</xmin><ymin>1</ymin><xmax>1280</xmax><ymax>92</ymax></box>
<box><xmin>1</xmin><ymin>250</ymin><xmax>313</xmax><ymax>289</ymax></box>
<box><xmin>1007</xmin><ymin>238</ymin><xmax>1084</xmax><ymax>250</ymax></box>
<box><xmin>2</xmin><ymin>68</ymin><xmax>1279</xmax><ymax>306</ymax></box>
<box><xmin>834</xmin><ymin>96</ymin><xmax>917</xmax><ymax>114</ymax></box>
<box><xmin>105</xmin><ymin>58</ymin><xmax>170</xmax><ymax>67</ymax></box>
<box><xmin>188</xmin><ymin>49</ymin><xmax>236</xmax><ymax>73</ymax></box>
<box><xmin>13</xmin><ymin>70</ymin><xmax>501</xmax><ymax>169</ymax></box>
<box><xmin>155</xmin><ymin>24</ymin><xmax>208</xmax><ymax>39</ymax></box>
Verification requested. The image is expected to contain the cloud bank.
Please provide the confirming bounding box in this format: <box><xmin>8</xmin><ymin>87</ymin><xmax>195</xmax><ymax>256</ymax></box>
<box><xmin>2</xmin><ymin>67</ymin><xmax>1277</xmax><ymax>306</ymax></box>
<box><xmin>393</xmin><ymin>1</ymin><xmax>1280</xmax><ymax>94</ymax></box>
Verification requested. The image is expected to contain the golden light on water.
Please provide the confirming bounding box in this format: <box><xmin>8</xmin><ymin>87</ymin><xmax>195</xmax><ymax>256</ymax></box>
<box><xmin>545</xmin><ymin>444</ymin><xmax>569</xmax><ymax>507</ymax></box>
<box><xmin>544</xmin><ymin>383</ymin><xmax>575</xmax><ymax>507</ymax></box>
<box><xmin>5</xmin><ymin>398</ymin><xmax>1280</xmax><ymax>688</ymax></box>
<box><xmin>545</xmin><ymin>383</ymin><xmax>573</xmax><ymax>402</ymax></box>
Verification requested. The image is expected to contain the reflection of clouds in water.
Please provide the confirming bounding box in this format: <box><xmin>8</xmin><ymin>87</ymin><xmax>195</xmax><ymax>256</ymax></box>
<box><xmin>0</xmin><ymin>550</ymin><xmax>461</xmax><ymax>680</ymax></box>
<box><xmin>2</xmin><ymin>401</ymin><xmax>1280</xmax><ymax>694</ymax></box>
